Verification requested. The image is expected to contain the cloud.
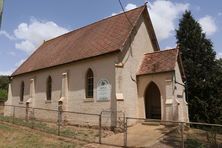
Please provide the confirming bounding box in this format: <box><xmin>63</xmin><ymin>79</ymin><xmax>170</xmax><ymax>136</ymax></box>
<box><xmin>164</xmin><ymin>45</ymin><xmax>176</xmax><ymax>50</ymax></box>
<box><xmin>15</xmin><ymin>40</ymin><xmax>36</xmax><ymax>53</ymax></box>
<box><xmin>0</xmin><ymin>30</ymin><xmax>16</xmax><ymax>40</ymax></box>
<box><xmin>111</xmin><ymin>1</ymin><xmax>189</xmax><ymax>41</ymax></box>
<box><xmin>112</xmin><ymin>3</ymin><xmax>137</xmax><ymax>16</ymax></box>
<box><xmin>14</xmin><ymin>19</ymin><xmax>69</xmax><ymax>53</ymax></box>
<box><xmin>199</xmin><ymin>16</ymin><xmax>217</xmax><ymax>36</ymax></box>
<box><xmin>0</xmin><ymin>69</ymin><xmax>13</xmax><ymax>76</ymax></box>
<box><xmin>216</xmin><ymin>52</ymin><xmax>222</xmax><ymax>59</ymax></box>
<box><xmin>111</xmin><ymin>13</ymin><xmax>117</xmax><ymax>16</ymax></box>
<box><xmin>148</xmin><ymin>0</ymin><xmax>189</xmax><ymax>41</ymax></box>
<box><xmin>125</xmin><ymin>3</ymin><xmax>137</xmax><ymax>11</ymax></box>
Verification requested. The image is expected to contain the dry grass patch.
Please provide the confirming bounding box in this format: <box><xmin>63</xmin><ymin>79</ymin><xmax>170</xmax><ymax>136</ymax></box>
<box><xmin>0</xmin><ymin>123</ymin><xmax>85</xmax><ymax>148</ymax></box>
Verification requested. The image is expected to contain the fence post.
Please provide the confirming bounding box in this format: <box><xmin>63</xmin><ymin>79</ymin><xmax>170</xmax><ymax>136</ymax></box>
<box><xmin>99</xmin><ymin>114</ymin><xmax>102</xmax><ymax>144</ymax></box>
<box><xmin>31</xmin><ymin>108</ymin><xmax>35</xmax><ymax>129</ymax></box>
<box><xmin>12</xmin><ymin>106</ymin><xmax>15</xmax><ymax>124</ymax></box>
<box><xmin>58</xmin><ymin>110</ymin><xmax>60</xmax><ymax>136</ymax></box>
<box><xmin>58</xmin><ymin>104</ymin><xmax>63</xmax><ymax>136</ymax></box>
<box><xmin>124</xmin><ymin>117</ymin><xmax>128</xmax><ymax>147</ymax></box>
<box><xmin>181</xmin><ymin>122</ymin><xmax>184</xmax><ymax>148</ymax></box>
<box><xmin>26</xmin><ymin>104</ymin><xmax>29</xmax><ymax>121</ymax></box>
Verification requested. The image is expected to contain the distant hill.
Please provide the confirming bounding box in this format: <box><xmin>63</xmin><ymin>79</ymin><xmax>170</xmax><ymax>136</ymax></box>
<box><xmin>0</xmin><ymin>75</ymin><xmax>9</xmax><ymax>101</ymax></box>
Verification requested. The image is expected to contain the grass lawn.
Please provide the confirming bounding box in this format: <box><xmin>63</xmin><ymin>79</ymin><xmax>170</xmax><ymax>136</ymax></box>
<box><xmin>0</xmin><ymin>123</ymin><xmax>85</xmax><ymax>148</ymax></box>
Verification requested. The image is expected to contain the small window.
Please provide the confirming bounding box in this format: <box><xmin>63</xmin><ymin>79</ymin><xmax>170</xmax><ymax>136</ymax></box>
<box><xmin>86</xmin><ymin>69</ymin><xmax>94</xmax><ymax>98</ymax></box>
<box><xmin>46</xmin><ymin>76</ymin><xmax>52</xmax><ymax>100</ymax></box>
<box><xmin>20</xmin><ymin>81</ymin><xmax>25</xmax><ymax>102</ymax></box>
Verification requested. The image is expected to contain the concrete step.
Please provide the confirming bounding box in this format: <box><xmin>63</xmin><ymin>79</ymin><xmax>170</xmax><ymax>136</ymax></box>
<box><xmin>142</xmin><ymin>121</ymin><xmax>160</xmax><ymax>126</ymax></box>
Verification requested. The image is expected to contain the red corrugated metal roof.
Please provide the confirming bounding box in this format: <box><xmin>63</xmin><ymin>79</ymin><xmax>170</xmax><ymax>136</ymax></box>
<box><xmin>137</xmin><ymin>48</ymin><xmax>179</xmax><ymax>75</ymax></box>
<box><xmin>12</xmin><ymin>6</ymin><xmax>146</xmax><ymax>76</ymax></box>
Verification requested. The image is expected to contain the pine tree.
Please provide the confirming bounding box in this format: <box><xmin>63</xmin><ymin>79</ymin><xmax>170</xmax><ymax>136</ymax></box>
<box><xmin>176</xmin><ymin>11</ymin><xmax>222</xmax><ymax>123</ymax></box>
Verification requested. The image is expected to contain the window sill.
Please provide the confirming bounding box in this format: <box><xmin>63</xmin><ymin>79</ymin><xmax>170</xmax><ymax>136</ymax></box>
<box><xmin>84</xmin><ymin>98</ymin><xmax>94</xmax><ymax>102</ymax></box>
<box><xmin>45</xmin><ymin>100</ymin><xmax>52</xmax><ymax>104</ymax></box>
<box><xmin>96</xmin><ymin>99</ymin><xmax>110</xmax><ymax>102</ymax></box>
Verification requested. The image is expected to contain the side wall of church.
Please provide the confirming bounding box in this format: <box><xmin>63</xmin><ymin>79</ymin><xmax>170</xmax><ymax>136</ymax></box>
<box><xmin>5</xmin><ymin>53</ymin><xmax>118</xmax><ymax>126</ymax></box>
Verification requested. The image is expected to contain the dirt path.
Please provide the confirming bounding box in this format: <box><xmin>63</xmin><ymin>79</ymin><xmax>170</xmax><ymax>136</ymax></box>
<box><xmin>85</xmin><ymin>123</ymin><xmax>178</xmax><ymax>148</ymax></box>
<box><xmin>0</xmin><ymin>120</ymin><xmax>181</xmax><ymax>148</ymax></box>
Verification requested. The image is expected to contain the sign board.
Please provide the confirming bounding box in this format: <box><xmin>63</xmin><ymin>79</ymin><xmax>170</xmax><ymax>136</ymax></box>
<box><xmin>97</xmin><ymin>79</ymin><xmax>111</xmax><ymax>101</ymax></box>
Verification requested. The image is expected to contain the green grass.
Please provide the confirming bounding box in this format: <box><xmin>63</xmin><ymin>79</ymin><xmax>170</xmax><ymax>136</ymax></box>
<box><xmin>0</xmin><ymin>115</ymin><xmax>99</xmax><ymax>143</ymax></box>
<box><xmin>185</xmin><ymin>139</ymin><xmax>205</xmax><ymax>148</ymax></box>
<box><xmin>60</xmin><ymin>127</ymin><xmax>99</xmax><ymax>142</ymax></box>
<box><xmin>0</xmin><ymin>123</ymin><xmax>84</xmax><ymax>148</ymax></box>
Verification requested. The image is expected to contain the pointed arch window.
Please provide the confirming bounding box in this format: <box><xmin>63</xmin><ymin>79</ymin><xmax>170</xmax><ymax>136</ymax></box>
<box><xmin>20</xmin><ymin>81</ymin><xmax>25</xmax><ymax>102</ymax></box>
<box><xmin>46</xmin><ymin>76</ymin><xmax>52</xmax><ymax>100</ymax></box>
<box><xmin>86</xmin><ymin>69</ymin><xmax>94</xmax><ymax>98</ymax></box>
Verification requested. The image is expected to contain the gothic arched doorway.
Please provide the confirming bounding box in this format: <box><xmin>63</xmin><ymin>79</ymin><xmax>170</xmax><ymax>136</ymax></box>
<box><xmin>144</xmin><ymin>82</ymin><xmax>161</xmax><ymax>119</ymax></box>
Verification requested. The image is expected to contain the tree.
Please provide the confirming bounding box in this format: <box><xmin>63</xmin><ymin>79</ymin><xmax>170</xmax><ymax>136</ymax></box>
<box><xmin>176</xmin><ymin>11</ymin><xmax>222</xmax><ymax>123</ymax></box>
<box><xmin>0</xmin><ymin>75</ymin><xmax>9</xmax><ymax>101</ymax></box>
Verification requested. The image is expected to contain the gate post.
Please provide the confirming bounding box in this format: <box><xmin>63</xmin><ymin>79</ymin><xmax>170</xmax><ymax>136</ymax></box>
<box><xmin>99</xmin><ymin>114</ymin><xmax>102</xmax><ymax>144</ymax></box>
<box><xmin>124</xmin><ymin>117</ymin><xmax>128</xmax><ymax>147</ymax></box>
<box><xmin>12</xmin><ymin>106</ymin><xmax>15</xmax><ymax>124</ymax></box>
<box><xmin>58</xmin><ymin>101</ymin><xmax>63</xmax><ymax>136</ymax></box>
<box><xmin>26</xmin><ymin>102</ymin><xmax>29</xmax><ymax>121</ymax></box>
<box><xmin>31</xmin><ymin>108</ymin><xmax>35</xmax><ymax>129</ymax></box>
<box><xmin>181</xmin><ymin>122</ymin><xmax>184</xmax><ymax>148</ymax></box>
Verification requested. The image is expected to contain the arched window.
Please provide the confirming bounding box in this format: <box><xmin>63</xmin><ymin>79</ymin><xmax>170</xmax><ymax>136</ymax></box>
<box><xmin>86</xmin><ymin>69</ymin><xmax>94</xmax><ymax>98</ymax></box>
<box><xmin>46</xmin><ymin>76</ymin><xmax>52</xmax><ymax>100</ymax></box>
<box><xmin>20</xmin><ymin>81</ymin><xmax>25</xmax><ymax>102</ymax></box>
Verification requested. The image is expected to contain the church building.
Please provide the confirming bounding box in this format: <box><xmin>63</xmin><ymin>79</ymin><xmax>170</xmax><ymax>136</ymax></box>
<box><xmin>5</xmin><ymin>5</ymin><xmax>189</xmax><ymax>126</ymax></box>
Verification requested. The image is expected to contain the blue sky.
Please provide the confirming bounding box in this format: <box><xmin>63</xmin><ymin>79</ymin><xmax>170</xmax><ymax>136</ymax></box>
<box><xmin>0</xmin><ymin>0</ymin><xmax>221</xmax><ymax>75</ymax></box>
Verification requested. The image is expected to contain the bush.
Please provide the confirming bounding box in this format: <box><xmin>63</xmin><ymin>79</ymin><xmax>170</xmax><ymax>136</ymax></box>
<box><xmin>185</xmin><ymin>139</ymin><xmax>205</xmax><ymax>148</ymax></box>
<box><xmin>0</xmin><ymin>89</ymin><xmax>7</xmax><ymax>101</ymax></box>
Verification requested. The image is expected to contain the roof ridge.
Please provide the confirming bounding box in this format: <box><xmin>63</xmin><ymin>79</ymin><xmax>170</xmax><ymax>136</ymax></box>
<box><xmin>119</xmin><ymin>5</ymin><xmax>146</xmax><ymax>51</ymax></box>
<box><xmin>45</xmin><ymin>5</ymin><xmax>146</xmax><ymax>44</ymax></box>
<box><xmin>11</xmin><ymin>5</ymin><xmax>148</xmax><ymax>76</ymax></box>
<box><xmin>144</xmin><ymin>47</ymin><xmax>178</xmax><ymax>55</ymax></box>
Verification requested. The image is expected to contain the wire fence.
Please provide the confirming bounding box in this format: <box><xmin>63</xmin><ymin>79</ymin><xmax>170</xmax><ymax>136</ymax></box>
<box><xmin>0</xmin><ymin>104</ymin><xmax>222</xmax><ymax>147</ymax></box>
<box><xmin>2</xmin><ymin>105</ymin><xmax>102</xmax><ymax>143</ymax></box>
<box><xmin>125</xmin><ymin>117</ymin><xmax>222</xmax><ymax>148</ymax></box>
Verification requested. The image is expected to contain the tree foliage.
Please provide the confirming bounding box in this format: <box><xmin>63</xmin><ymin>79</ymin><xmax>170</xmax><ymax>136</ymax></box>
<box><xmin>176</xmin><ymin>11</ymin><xmax>222</xmax><ymax>124</ymax></box>
<box><xmin>0</xmin><ymin>75</ymin><xmax>9</xmax><ymax>101</ymax></box>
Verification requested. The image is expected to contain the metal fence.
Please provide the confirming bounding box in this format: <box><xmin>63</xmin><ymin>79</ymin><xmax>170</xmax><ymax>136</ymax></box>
<box><xmin>0</xmin><ymin>104</ymin><xmax>125</xmax><ymax>146</ymax></box>
<box><xmin>0</xmin><ymin>104</ymin><xmax>222</xmax><ymax>147</ymax></box>
<box><xmin>125</xmin><ymin>117</ymin><xmax>222</xmax><ymax>148</ymax></box>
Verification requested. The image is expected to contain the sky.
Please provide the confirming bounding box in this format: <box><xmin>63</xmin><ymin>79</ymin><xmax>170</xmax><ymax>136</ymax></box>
<box><xmin>0</xmin><ymin>0</ymin><xmax>221</xmax><ymax>75</ymax></box>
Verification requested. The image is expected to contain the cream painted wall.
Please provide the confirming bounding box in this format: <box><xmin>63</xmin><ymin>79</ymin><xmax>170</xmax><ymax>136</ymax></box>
<box><xmin>115</xmin><ymin>16</ymin><xmax>155</xmax><ymax>118</ymax></box>
<box><xmin>136</xmin><ymin>62</ymin><xmax>189</xmax><ymax>122</ymax></box>
<box><xmin>5</xmin><ymin>53</ymin><xmax>118</xmax><ymax>124</ymax></box>
<box><xmin>137</xmin><ymin>72</ymin><xmax>173</xmax><ymax>120</ymax></box>
<box><xmin>174</xmin><ymin>62</ymin><xmax>189</xmax><ymax>122</ymax></box>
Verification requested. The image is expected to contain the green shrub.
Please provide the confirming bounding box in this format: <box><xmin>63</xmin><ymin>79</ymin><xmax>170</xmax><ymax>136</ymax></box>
<box><xmin>185</xmin><ymin>139</ymin><xmax>205</xmax><ymax>148</ymax></box>
<box><xmin>0</xmin><ymin>89</ymin><xmax>7</xmax><ymax>101</ymax></box>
